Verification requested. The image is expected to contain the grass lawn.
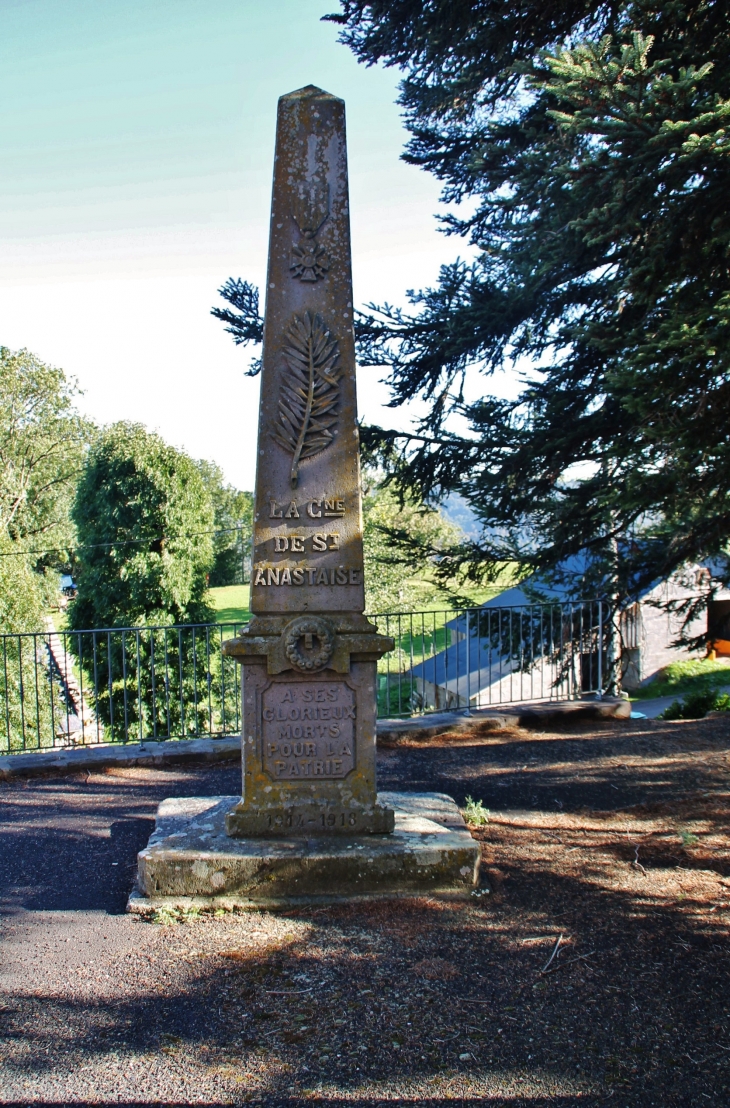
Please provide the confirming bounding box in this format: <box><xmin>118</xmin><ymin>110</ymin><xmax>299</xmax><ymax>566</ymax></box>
<box><xmin>632</xmin><ymin>656</ymin><xmax>730</xmax><ymax>700</ymax></box>
<box><xmin>48</xmin><ymin>607</ymin><xmax>69</xmax><ymax>632</ymax></box>
<box><xmin>208</xmin><ymin>584</ymin><xmax>251</xmax><ymax>624</ymax></box>
<box><xmin>208</xmin><ymin>579</ymin><xmax>508</xmax><ymax>626</ymax></box>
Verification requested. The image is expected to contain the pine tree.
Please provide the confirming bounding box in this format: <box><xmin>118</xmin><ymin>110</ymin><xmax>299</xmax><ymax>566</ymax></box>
<box><xmin>319</xmin><ymin>2</ymin><xmax>730</xmax><ymax>622</ymax></box>
<box><xmin>215</xmin><ymin>2</ymin><xmax>730</xmax><ymax>629</ymax></box>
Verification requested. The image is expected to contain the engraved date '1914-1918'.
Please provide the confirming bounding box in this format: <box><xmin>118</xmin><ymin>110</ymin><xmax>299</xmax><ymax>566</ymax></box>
<box><xmin>262</xmin><ymin>682</ymin><xmax>355</xmax><ymax>780</ymax></box>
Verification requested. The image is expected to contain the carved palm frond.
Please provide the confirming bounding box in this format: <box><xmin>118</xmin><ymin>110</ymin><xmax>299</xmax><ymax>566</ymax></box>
<box><xmin>272</xmin><ymin>312</ymin><xmax>341</xmax><ymax>487</ymax></box>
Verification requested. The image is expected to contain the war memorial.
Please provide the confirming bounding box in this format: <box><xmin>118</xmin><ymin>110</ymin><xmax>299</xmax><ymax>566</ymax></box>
<box><xmin>130</xmin><ymin>86</ymin><xmax>480</xmax><ymax>911</ymax></box>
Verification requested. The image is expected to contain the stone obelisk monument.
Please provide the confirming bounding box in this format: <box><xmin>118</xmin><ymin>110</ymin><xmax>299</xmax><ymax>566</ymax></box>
<box><xmin>223</xmin><ymin>85</ymin><xmax>394</xmax><ymax>837</ymax></box>
<box><xmin>130</xmin><ymin>87</ymin><xmax>479</xmax><ymax>910</ymax></box>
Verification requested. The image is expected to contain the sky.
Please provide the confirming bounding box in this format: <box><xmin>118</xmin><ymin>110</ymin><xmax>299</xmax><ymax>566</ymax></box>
<box><xmin>0</xmin><ymin>0</ymin><xmax>463</xmax><ymax>489</ymax></box>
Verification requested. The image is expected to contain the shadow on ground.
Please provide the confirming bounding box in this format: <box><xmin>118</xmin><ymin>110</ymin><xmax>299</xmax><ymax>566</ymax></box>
<box><xmin>378</xmin><ymin>715</ymin><xmax>730</xmax><ymax>812</ymax></box>
<box><xmin>1</xmin><ymin>720</ymin><xmax>729</xmax><ymax>1104</ymax></box>
<box><xmin>0</xmin><ymin>762</ymin><xmax>241</xmax><ymax>913</ymax></box>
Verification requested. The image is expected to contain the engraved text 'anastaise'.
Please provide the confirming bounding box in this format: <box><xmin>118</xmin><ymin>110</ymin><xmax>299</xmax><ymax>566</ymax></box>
<box><xmin>253</xmin><ymin>565</ymin><xmax>361</xmax><ymax>587</ymax></box>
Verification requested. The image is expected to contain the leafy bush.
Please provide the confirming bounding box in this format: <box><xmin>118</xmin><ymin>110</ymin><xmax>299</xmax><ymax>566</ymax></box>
<box><xmin>660</xmin><ymin>690</ymin><xmax>730</xmax><ymax>721</ymax></box>
<box><xmin>363</xmin><ymin>480</ymin><xmax>462</xmax><ymax>613</ymax></box>
<box><xmin>70</xmin><ymin>423</ymin><xmax>214</xmax><ymax>630</ymax></box>
<box><xmin>0</xmin><ymin>629</ymin><xmax>68</xmax><ymax>753</ymax></box>
<box><xmin>0</xmin><ymin>348</ymin><xmax>91</xmax><ymax>751</ymax></box>
<box><xmin>196</xmin><ymin>460</ymin><xmax>253</xmax><ymax>587</ymax></box>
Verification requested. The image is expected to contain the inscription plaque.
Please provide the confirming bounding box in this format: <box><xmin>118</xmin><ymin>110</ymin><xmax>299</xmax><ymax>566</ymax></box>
<box><xmin>262</xmin><ymin>681</ymin><xmax>355</xmax><ymax>779</ymax></box>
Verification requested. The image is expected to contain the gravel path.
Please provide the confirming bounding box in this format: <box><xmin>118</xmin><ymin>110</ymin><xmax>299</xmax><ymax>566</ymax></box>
<box><xmin>2</xmin><ymin>718</ymin><xmax>730</xmax><ymax>1106</ymax></box>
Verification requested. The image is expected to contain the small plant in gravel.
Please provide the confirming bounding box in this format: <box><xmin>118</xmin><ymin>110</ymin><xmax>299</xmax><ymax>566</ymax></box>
<box><xmin>679</xmin><ymin>830</ymin><xmax>700</xmax><ymax>847</ymax></box>
<box><xmin>149</xmin><ymin>907</ymin><xmax>180</xmax><ymax>926</ymax></box>
<box><xmin>147</xmin><ymin>904</ymin><xmax>220</xmax><ymax>925</ymax></box>
<box><xmin>463</xmin><ymin>796</ymin><xmax>490</xmax><ymax>825</ymax></box>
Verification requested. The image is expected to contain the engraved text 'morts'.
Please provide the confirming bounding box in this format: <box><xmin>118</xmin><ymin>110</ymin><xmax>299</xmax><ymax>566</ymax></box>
<box><xmin>262</xmin><ymin>682</ymin><xmax>355</xmax><ymax>780</ymax></box>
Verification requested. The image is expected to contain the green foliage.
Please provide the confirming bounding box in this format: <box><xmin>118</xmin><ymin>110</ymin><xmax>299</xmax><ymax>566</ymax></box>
<box><xmin>196</xmin><ymin>460</ymin><xmax>253</xmax><ymax>587</ymax></box>
<box><xmin>634</xmin><ymin>658</ymin><xmax>730</xmax><ymax>700</ymax></box>
<box><xmin>67</xmin><ymin>425</ymin><xmax>222</xmax><ymax>743</ymax></box>
<box><xmin>363</xmin><ymin>477</ymin><xmax>463</xmax><ymax>612</ymax></box>
<box><xmin>660</xmin><ymin>688</ymin><xmax>730</xmax><ymax>720</ymax></box>
<box><xmin>0</xmin><ymin>621</ymin><xmax>68</xmax><ymax>754</ymax></box>
<box><xmin>210</xmin><ymin>279</ymin><xmax>263</xmax><ymax>375</ymax></box>
<box><xmin>149</xmin><ymin>907</ymin><xmax>180</xmax><ymax>926</ymax></box>
<box><xmin>70</xmin><ymin>422</ymin><xmax>215</xmax><ymax>630</ymax></box>
<box><xmin>327</xmin><ymin>2</ymin><xmax>730</xmax><ymax>620</ymax></box>
<box><xmin>0</xmin><ymin>347</ymin><xmax>91</xmax><ymax>632</ymax></box>
<box><xmin>462</xmin><ymin>796</ymin><xmax>490</xmax><ymax>826</ymax></box>
<box><xmin>0</xmin><ymin>536</ymin><xmax>48</xmax><ymax>636</ymax></box>
<box><xmin>0</xmin><ymin>542</ymin><xmax>71</xmax><ymax>752</ymax></box>
<box><xmin>68</xmin><ymin>623</ymin><xmax>235</xmax><ymax>744</ymax></box>
<box><xmin>0</xmin><ymin>348</ymin><xmax>91</xmax><ymax>750</ymax></box>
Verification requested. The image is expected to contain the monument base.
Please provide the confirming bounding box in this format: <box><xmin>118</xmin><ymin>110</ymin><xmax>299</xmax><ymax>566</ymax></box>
<box><xmin>128</xmin><ymin>791</ymin><xmax>480</xmax><ymax>911</ymax></box>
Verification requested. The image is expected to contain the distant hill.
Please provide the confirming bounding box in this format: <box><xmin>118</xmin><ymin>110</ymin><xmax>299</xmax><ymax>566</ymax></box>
<box><xmin>441</xmin><ymin>493</ymin><xmax>480</xmax><ymax>541</ymax></box>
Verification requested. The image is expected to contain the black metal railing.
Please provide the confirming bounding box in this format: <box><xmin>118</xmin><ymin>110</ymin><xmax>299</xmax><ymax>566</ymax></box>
<box><xmin>1</xmin><ymin>621</ymin><xmax>249</xmax><ymax>756</ymax></box>
<box><xmin>374</xmin><ymin>601</ymin><xmax>608</xmax><ymax>718</ymax></box>
<box><xmin>1</xmin><ymin>601</ymin><xmax>608</xmax><ymax>754</ymax></box>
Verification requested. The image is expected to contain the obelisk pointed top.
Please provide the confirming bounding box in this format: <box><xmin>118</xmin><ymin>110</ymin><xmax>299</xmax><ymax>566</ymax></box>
<box><xmin>279</xmin><ymin>84</ymin><xmax>343</xmax><ymax>103</ymax></box>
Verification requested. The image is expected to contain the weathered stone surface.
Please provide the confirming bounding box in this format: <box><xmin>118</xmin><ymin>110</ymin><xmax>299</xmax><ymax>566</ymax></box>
<box><xmin>377</xmin><ymin>711</ymin><xmax>511</xmax><ymax>746</ymax></box>
<box><xmin>507</xmin><ymin>696</ymin><xmax>631</xmax><ymax>726</ymax></box>
<box><xmin>220</xmin><ymin>85</ymin><xmax>394</xmax><ymax>836</ymax></box>
<box><xmin>130</xmin><ymin>791</ymin><xmax>480</xmax><ymax>909</ymax></box>
<box><xmin>376</xmin><ymin>698</ymin><xmax>632</xmax><ymax>745</ymax></box>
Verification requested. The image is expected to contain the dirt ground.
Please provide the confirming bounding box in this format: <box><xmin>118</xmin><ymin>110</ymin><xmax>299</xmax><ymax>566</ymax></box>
<box><xmin>1</xmin><ymin>714</ymin><xmax>730</xmax><ymax>1107</ymax></box>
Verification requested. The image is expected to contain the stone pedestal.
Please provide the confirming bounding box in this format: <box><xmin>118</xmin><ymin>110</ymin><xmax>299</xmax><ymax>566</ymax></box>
<box><xmin>129</xmin><ymin>791</ymin><xmax>480</xmax><ymax>911</ymax></box>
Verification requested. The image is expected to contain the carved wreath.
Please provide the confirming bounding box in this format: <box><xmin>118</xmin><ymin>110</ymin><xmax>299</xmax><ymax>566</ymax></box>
<box><xmin>283</xmin><ymin>616</ymin><xmax>335</xmax><ymax>672</ymax></box>
<box><xmin>272</xmin><ymin>312</ymin><xmax>340</xmax><ymax>488</ymax></box>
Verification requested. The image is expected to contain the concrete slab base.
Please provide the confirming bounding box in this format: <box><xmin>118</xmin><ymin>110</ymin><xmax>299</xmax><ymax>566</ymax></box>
<box><xmin>128</xmin><ymin>790</ymin><xmax>480</xmax><ymax>912</ymax></box>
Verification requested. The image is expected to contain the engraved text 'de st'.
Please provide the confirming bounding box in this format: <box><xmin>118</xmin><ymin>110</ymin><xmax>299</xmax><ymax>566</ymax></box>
<box><xmin>222</xmin><ymin>87</ymin><xmax>394</xmax><ymax>837</ymax></box>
